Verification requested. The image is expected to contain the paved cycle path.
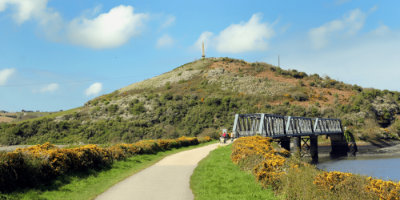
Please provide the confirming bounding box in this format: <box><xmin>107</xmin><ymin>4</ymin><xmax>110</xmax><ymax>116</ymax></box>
<box><xmin>96</xmin><ymin>142</ymin><xmax>229</xmax><ymax>200</ymax></box>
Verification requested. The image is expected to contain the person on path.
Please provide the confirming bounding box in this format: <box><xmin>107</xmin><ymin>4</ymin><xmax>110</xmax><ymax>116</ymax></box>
<box><xmin>229</xmin><ymin>132</ymin><xmax>234</xmax><ymax>142</ymax></box>
<box><xmin>222</xmin><ymin>132</ymin><xmax>227</xmax><ymax>144</ymax></box>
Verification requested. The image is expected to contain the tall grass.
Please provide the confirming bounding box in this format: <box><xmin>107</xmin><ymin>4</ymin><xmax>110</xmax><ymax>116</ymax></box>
<box><xmin>278</xmin><ymin>162</ymin><xmax>375</xmax><ymax>200</ymax></box>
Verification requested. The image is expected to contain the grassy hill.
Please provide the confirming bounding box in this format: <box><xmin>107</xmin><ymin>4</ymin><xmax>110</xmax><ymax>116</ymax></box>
<box><xmin>0</xmin><ymin>111</ymin><xmax>53</xmax><ymax>123</ymax></box>
<box><xmin>1</xmin><ymin>57</ymin><xmax>400</xmax><ymax>145</ymax></box>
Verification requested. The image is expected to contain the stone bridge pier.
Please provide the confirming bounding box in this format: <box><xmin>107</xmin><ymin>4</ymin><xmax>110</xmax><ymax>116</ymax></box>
<box><xmin>281</xmin><ymin>134</ymin><xmax>348</xmax><ymax>163</ymax></box>
<box><xmin>329</xmin><ymin>134</ymin><xmax>349</xmax><ymax>158</ymax></box>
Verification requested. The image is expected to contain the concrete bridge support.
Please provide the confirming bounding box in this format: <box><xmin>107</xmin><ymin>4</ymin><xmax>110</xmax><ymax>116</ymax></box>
<box><xmin>290</xmin><ymin>136</ymin><xmax>318</xmax><ymax>163</ymax></box>
<box><xmin>310</xmin><ymin>135</ymin><xmax>318</xmax><ymax>164</ymax></box>
<box><xmin>292</xmin><ymin>137</ymin><xmax>301</xmax><ymax>158</ymax></box>
<box><xmin>330</xmin><ymin>134</ymin><xmax>349</xmax><ymax>158</ymax></box>
<box><xmin>279</xmin><ymin>137</ymin><xmax>291</xmax><ymax>151</ymax></box>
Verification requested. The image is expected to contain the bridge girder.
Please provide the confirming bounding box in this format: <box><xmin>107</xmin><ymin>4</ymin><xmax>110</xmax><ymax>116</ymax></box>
<box><xmin>232</xmin><ymin>113</ymin><xmax>343</xmax><ymax>138</ymax></box>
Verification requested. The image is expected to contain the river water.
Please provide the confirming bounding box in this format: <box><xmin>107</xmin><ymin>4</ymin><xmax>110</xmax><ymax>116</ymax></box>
<box><xmin>318</xmin><ymin>156</ymin><xmax>400</xmax><ymax>181</ymax></box>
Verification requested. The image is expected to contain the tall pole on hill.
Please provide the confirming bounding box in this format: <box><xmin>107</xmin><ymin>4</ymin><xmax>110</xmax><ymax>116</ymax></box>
<box><xmin>202</xmin><ymin>42</ymin><xmax>205</xmax><ymax>59</ymax></box>
<box><xmin>278</xmin><ymin>55</ymin><xmax>280</xmax><ymax>67</ymax></box>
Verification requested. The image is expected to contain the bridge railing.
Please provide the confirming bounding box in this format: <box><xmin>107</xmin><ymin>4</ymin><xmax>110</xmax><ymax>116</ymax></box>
<box><xmin>313</xmin><ymin>118</ymin><xmax>343</xmax><ymax>135</ymax></box>
<box><xmin>232</xmin><ymin>113</ymin><xmax>343</xmax><ymax>138</ymax></box>
<box><xmin>285</xmin><ymin>116</ymin><xmax>314</xmax><ymax>136</ymax></box>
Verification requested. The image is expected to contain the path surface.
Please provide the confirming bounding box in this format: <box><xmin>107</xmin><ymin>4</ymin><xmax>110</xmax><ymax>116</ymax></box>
<box><xmin>96</xmin><ymin>141</ymin><xmax>231</xmax><ymax>200</ymax></box>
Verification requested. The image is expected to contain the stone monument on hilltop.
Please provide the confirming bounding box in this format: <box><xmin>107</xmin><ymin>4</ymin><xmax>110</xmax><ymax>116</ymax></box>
<box><xmin>202</xmin><ymin>42</ymin><xmax>205</xmax><ymax>59</ymax></box>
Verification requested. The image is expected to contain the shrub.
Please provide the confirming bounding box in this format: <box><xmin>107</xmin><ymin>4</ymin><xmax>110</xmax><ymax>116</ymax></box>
<box><xmin>0</xmin><ymin>136</ymin><xmax>210</xmax><ymax>192</ymax></box>
<box><xmin>198</xmin><ymin>128</ymin><xmax>219</xmax><ymax>139</ymax></box>
<box><xmin>132</xmin><ymin>102</ymin><xmax>146</xmax><ymax>114</ymax></box>
<box><xmin>230</xmin><ymin>136</ymin><xmax>398</xmax><ymax>199</ymax></box>
<box><xmin>366</xmin><ymin>177</ymin><xmax>400</xmax><ymax>200</ymax></box>
<box><xmin>107</xmin><ymin>104</ymin><xmax>119</xmax><ymax>114</ymax></box>
<box><xmin>165</xmin><ymin>82</ymin><xmax>171</xmax><ymax>90</ymax></box>
<box><xmin>231</xmin><ymin>136</ymin><xmax>287</xmax><ymax>188</ymax></box>
<box><xmin>313</xmin><ymin>171</ymin><xmax>354</xmax><ymax>191</ymax></box>
<box><xmin>291</xmin><ymin>91</ymin><xmax>309</xmax><ymax>101</ymax></box>
<box><xmin>162</xmin><ymin>93</ymin><xmax>173</xmax><ymax>101</ymax></box>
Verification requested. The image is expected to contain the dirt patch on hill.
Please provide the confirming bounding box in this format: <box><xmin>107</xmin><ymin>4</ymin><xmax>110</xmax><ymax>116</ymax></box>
<box><xmin>208</xmin><ymin>60</ymin><xmax>356</xmax><ymax>108</ymax></box>
<box><xmin>208</xmin><ymin>60</ymin><xmax>250</xmax><ymax>73</ymax></box>
<box><xmin>256</xmin><ymin>70</ymin><xmax>299</xmax><ymax>86</ymax></box>
<box><xmin>0</xmin><ymin>116</ymin><xmax>14</xmax><ymax>123</ymax></box>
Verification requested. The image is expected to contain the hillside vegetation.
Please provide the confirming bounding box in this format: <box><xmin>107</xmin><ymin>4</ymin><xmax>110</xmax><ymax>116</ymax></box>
<box><xmin>1</xmin><ymin>57</ymin><xmax>400</xmax><ymax>145</ymax></box>
<box><xmin>0</xmin><ymin>111</ymin><xmax>52</xmax><ymax>123</ymax></box>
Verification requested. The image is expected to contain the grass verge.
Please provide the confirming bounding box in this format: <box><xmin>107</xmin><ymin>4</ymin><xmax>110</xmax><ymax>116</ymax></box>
<box><xmin>0</xmin><ymin>141</ymin><xmax>216</xmax><ymax>200</ymax></box>
<box><xmin>191</xmin><ymin>144</ymin><xmax>276</xmax><ymax>200</ymax></box>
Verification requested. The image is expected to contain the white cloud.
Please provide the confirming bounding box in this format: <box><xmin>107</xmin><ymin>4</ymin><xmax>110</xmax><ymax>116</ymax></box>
<box><xmin>271</xmin><ymin>27</ymin><xmax>400</xmax><ymax>91</ymax></box>
<box><xmin>0</xmin><ymin>68</ymin><xmax>16</xmax><ymax>86</ymax></box>
<box><xmin>264</xmin><ymin>8</ymin><xmax>399</xmax><ymax>91</ymax></box>
<box><xmin>0</xmin><ymin>0</ymin><xmax>48</xmax><ymax>24</ymax></box>
<box><xmin>371</xmin><ymin>24</ymin><xmax>390</xmax><ymax>36</ymax></box>
<box><xmin>215</xmin><ymin>14</ymin><xmax>274</xmax><ymax>53</ymax></box>
<box><xmin>156</xmin><ymin>34</ymin><xmax>174</xmax><ymax>48</ymax></box>
<box><xmin>309</xmin><ymin>9</ymin><xmax>366</xmax><ymax>49</ymax></box>
<box><xmin>39</xmin><ymin>83</ymin><xmax>59</xmax><ymax>93</ymax></box>
<box><xmin>67</xmin><ymin>5</ymin><xmax>148</xmax><ymax>49</ymax></box>
<box><xmin>194</xmin><ymin>13</ymin><xmax>274</xmax><ymax>53</ymax></box>
<box><xmin>0</xmin><ymin>0</ymin><xmax>62</xmax><ymax>40</ymax></box>
<box><xmin>0</xmin><ymin>2</ymin><xmax>148</xmax><ymax>49</ymax></box>
<box><xmin>161</xmin><ymin>15</ymin><xmax>175</xmax><ymax>29</ymax></box>
<box><xmin>85</xmin><ymin>82</ymin><xmax>102</xmax><ymax>96</ymax></box>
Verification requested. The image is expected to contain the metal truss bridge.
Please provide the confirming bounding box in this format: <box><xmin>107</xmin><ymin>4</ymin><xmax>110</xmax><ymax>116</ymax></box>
<box><xmin>232</xmin><ymin>113</ymin><xmax>348</xmax><ymax>163</ymax></box>
<box><xmin>232</xmin><ymin>113</ymin><xmax>343</xmax><ymax>138</ymax></box>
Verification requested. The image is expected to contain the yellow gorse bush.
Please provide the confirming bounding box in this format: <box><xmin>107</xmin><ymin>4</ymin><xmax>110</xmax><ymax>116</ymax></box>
<box><xmin>0</xmin><ymin>136</ymin><xmax>211</xmax><ymax>192</ymax></box>
<box><xmin>313</xmin><ymin>171</ymin><xmax>353</xmax><ymax>191</ymax></box>
<box><xmin>231</xmin><ymin>136</ymin><xmax>275</xmax><ymax>163</ymax></box>
<box><xmin>366</xmin><ymin>177</ymin><xmax>400</xmax><ymax>200</ymax></box>
<box><xmin>314</xmin><ymin>171</ymin><xmax>400</xmax><ymax>199</ymax></box>
<box><xmin>15</xmin><ymin>143</ymin><xmax>113</xmax><ymax>174</ymax></box>
<box><xmin>231</xmin><ymin>136</ymin><xmax>287</xmax><ymax>188</ymax></box>
<box><xmin>231</xmin><ymin>136</ymin><xmax>399</xmax><ymax>199</ymax></box>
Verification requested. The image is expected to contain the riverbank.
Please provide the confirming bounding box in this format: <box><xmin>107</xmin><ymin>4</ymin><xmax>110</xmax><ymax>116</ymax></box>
<box><xmin>232</xmin><ymin>136</ymin><xmax>399</xmax><ymax>200</ymax></box>
<box><xmin>317</xmin><ymin>140</ymin><xmax>400</xmax><ymax>182</ymax></box>
<box><xmin>318</xmin><ymin>139</ymin><xmax>400</xmax><ymax>160</ymax></box>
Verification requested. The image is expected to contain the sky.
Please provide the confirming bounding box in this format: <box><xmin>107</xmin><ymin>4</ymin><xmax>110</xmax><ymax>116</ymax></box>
<box><xmin>1</xmin><ymin>0</ymin><xmax>400</xmax><ymax>112</ymax></box>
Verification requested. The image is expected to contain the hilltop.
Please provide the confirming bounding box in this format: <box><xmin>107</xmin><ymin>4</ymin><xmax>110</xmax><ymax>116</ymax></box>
<box><xmin>1</xmin><ymin>57</ymin><xmax>400</xmax><ymax>145</ymax></box>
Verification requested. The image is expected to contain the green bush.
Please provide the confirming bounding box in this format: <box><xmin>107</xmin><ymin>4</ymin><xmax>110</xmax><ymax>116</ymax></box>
<box><xmin>132</xmin><ymin>102</ymin><xmax>146</xmax><ymax>114</ymax></box>
<box><xmin>107</xmin><ymin>105</ymin><xmax>119</xmax><ymax>114</ymax></box>
<box><xmin>291</xmin><ymin>91</ymin><xmax>309</xmax><ymax>101</ymax></box>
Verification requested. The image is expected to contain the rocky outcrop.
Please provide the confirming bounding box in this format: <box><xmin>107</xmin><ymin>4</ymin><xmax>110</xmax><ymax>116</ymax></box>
<box><xmin>371</xmin><ymin>95</ymin><xmax>400</xmax><ymax>126</ymax></box>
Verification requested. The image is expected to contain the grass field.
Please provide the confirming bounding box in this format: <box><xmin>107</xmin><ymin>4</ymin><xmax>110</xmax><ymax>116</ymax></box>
<box><xmin>0</xmin><ymin>141</ymin><xmax>215</xmax><ymax>200</ymax></box>
<box><xmin>191</xmin><ymin>144</ymin><xmax>277</xmax><ymax>200</ymax></box>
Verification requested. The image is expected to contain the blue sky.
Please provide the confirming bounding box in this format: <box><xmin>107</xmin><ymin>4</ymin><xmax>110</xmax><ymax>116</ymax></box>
<box><xmin>1</xmin><ymin>0</ymin><xmax>400</xmax><ymax>112</ymax></box>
